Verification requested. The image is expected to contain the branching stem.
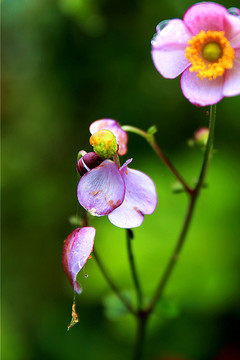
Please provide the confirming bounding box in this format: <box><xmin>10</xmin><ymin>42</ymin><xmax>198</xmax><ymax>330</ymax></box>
<box><xmin>126</xmin><ymin>229</ymin><xmax>143</xmax><ymax>310</ymax></box>
<box><xmin>148</xmin><ymin>104</ymin><xmax>217</xmax><ymax>312</ymax></box>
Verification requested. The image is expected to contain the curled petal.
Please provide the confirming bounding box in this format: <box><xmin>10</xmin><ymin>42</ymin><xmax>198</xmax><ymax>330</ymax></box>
<box><xmin>180</xmin><ymin>68</ymin><xmax>224</xmax><ymax>106</ymax></box>
<box><xmin>223</xmin><ymin>49</ymin><xmax>240</xmax><ymax>97</ymax></box>
<box><xmin>151</xmin><ymin>19</ymin><xmax>191</xmax><ymax>79</ymax></box>
<box><xmin>89</xmin><ymin>119</ymin><xmax>128</xmax><ymax>156</ymax></box>
<box><xmin>62</xmin><ymin>227</ymin><xmax>96</xmax><ymax>294</ymax></box>
<box><xmin>108</xmin><ymin>162</ymin><xmax>157</xmax><ymax>228</ymax></box>
<box><xmin>77</xmin><ymin>160</ymin><xmax>125</xmax><ymax>216</ymax></box>
<box><xmin>183</xmin><ymin>2</ymin><xmax>228</xmax><ymax>35</ymax></box>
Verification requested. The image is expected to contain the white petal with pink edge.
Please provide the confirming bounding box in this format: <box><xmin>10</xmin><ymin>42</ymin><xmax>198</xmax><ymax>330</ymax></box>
<box><xmin>223</xmin><ymin>49</ymin><xmax>240</xmax><ymax>97</ymax></box>
<box><xmin>152</xmin><ymin>48</ymin><xmax>190</xmax><ymax>79</ymax></box>
<box><xmin>181</xmin><ymin>68</ymin><xmax>224</xmax><ymax>106</ymax></box>
<box><xmin>151</xmin><ymin>19</ymin><xmax>192</xmax><ymax>79</ymax></box>
<box><xmin>183</xmin><ymin>2</ymin><xmax>228</xmax><ymax>35</ymax></box>
<box><xmin>77</xmin><ymin>160</ymin><xmax>125</xmax><ymax>216</ymax></box>
<box><xmin>62</xmin><ymin>227</ymin><xmax>96</xmax><ymax>294</ymax></box>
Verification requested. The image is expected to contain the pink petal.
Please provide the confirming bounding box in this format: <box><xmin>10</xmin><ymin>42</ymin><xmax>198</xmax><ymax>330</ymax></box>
<box><xmin>224</xmin><ymin>13</ymin><xmax>240</xmax><ymax>48</ymax></box>
<box><xmin>89</xmin><ymin>119</ymin><xmax>128</xmax><ymax>156</ymax></box>
<box><xmin>77</xmin><ymin>160</ymin><xmax>125</xmax><ymax>216</ymax></box>
<box><xmin>151</xmin><ymin>19</ymin><xmax>192</xmax><ymax>79</ymax></box>
<box><xmin>183</xmin><ymin>2</ymin><xmax>228</xmax><ymax>35</ymax></box>
<box><xmin>223</xmin><ymin>49</ymin><xmax>240</xmax><ymax>97</ymax></box>
<box><xmin>108</xmin><ymin>163</ymin><xmax>157</xmax><ymax>228</ymax></box>
<box><xmin>62</xmin><ymin>227</ymin><xmax>96</xmax><ymax>294</ymax></box>
<box><xmin>180</xmin><ymin>68</ymin><xmax>224</xmax><ymax>106</ymax></box>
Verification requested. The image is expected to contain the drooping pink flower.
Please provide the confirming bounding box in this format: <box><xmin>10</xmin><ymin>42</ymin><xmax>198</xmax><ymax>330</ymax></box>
<box><xmin>89</xmin><ymin>119</ymin><xmax>128</xmax><ymax>156</ymax></box>
<box><xmin>77</xmin><ymin>158</ymin><xmax>157</xmax><ymax>228</ymax></box>
<box><xmin>62</xmin><ymin>227</ymin><xmax>96</xmax><ymax>294</ymax></box>
<box><xmin>151</xmin><ymin>2</ymin><xmax>240</xmax><ymax>106</ymax></box>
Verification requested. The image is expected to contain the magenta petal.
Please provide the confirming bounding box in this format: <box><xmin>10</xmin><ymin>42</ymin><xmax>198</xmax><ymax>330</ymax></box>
<box><xmin>183</xmin><ymin>2</ymin><xmax>228</xmax><ymax>35</ymax></box>
<box><xmin>151</xmin><ymin>19</ymin><xmax>191</xmax><ymax>79</ymax></box>
<box><xmin>89</xmin><ymin>119</ymin><xmax>128</xmax><ymax>156</ymax></box>
<box><xmin>108</xmin><ymin>164</ymin><xmax>157</xmax><ymax>228</ymax></box>
<box><xmin>62</xmin><ymin>227</ymin><xmax>96</xmax><ymax>294</ymax></box>
<box><xmin>77</xmin><ymin>160</ymin><xmax>125</xmax><ymax>216</ymax></box>
<box><xmin>223</xmin><ymin>49</ymin><xmax>240</xmax><ymax>97</ymax></box>
<box><xmin>180</xmin><ymin>68</ymin><xmax>224</xmax><ymax>106</ymax></box>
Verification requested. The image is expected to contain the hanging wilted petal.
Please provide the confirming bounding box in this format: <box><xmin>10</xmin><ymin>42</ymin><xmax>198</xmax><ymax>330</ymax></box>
<box><xmin>62</xmin><ymin>227</ymin><xmax>96</xmax><ymax>294</ymax></box>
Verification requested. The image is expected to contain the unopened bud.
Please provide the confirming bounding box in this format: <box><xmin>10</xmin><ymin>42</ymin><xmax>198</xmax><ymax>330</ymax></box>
<box><xmin>194</xmin><ymin>127</ymin><xmax>209</xmax><ymax>146</ymax></box>
<box><xmin>77</xmin><ymin>152</ymin><xmax>103</xmax><ymax>176</ymax></box>
<box><xmin>89</xmin><ymin>130</ymin><xmax>118</xmax><ymax>159</ymax></box>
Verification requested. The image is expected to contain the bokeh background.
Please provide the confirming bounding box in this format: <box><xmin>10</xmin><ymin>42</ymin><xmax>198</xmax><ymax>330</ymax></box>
<box><xmin>2</xmin><ymin>0</ymin><xmax>240</xmax><ymax>359</ymax></box>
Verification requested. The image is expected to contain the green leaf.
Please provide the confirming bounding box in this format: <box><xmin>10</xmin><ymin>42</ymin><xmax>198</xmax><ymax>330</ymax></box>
<box><xmin>147</xmin><ymin>125</ymin><xmax>158</xmax><ymax>136</ymax></box>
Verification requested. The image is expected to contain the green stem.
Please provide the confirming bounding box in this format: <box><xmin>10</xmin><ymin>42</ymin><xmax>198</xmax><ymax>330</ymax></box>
<box><xmin>93</xmin><ymin>248</ymin><xmax>135</xmax><ymax>315</ymax></box>
<box><xmin>122</xmin><ymin>125</ymin><xmax>192</xmax><ymax>194</ymax></box>
<box><xmin>194</xmin><ymin>104</ymin><xmax>216</xmax><ymax>195</ymax></box>
<box><xmin>148</xmin><ymin>104</ymin><xmax>217</xmax><ymax>312</ymax></box>
<box><xmin>132</xmin><ymin>314</ymin><xmax>148</xmax><ymax>360</ymax></box>
<box><xmin>126</xmin><ymin>229</ymin><xmax>143</xmax><ymax>310</ymax></box>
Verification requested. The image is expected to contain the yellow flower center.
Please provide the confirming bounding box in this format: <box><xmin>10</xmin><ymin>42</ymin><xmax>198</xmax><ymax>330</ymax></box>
<box><xmin>185</xmin><ymin>30</ymin><xmax>235</xmax><ymax>80</ymax></box>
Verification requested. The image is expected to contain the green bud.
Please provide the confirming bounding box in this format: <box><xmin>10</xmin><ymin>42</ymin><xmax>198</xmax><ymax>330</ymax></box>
<box><xmin>90</xmin><ymin>130</ymin><xmax>118</xmax><ymax>159</ymax></box>
<box><xmin>194</xmin><ymin>127</ymin><xmax>209</xmax><ymax>146</ymax></box>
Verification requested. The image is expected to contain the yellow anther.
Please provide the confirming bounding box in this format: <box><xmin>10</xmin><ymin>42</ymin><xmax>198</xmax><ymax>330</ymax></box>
<box><xmin>185</xmin><ymin>30</ymin><xmax>234</xmax><ymax>80</ymax></box>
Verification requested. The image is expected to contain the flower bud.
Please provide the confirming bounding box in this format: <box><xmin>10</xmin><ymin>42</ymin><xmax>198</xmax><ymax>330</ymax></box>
<box><xmin>89</xmin><ymin>130</ymin><xmax>118</xmax><ymax>159</ymax></box>
<box><xmin>77</xmin><ymin>152</ymin><xmax>103</xmax><ymax>176</ymax></box>
<box><xmin>194</xmin><ymin>127</ymin><xmax>209</xmax><ymax>146</ymax></box>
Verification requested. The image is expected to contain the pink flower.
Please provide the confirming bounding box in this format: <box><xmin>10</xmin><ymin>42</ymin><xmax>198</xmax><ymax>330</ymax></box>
<box><xmin>62</xmin><ymin>227</ymin><xmax>96</xmax><ymax>294</ymax></box>
<box><xmin>151</xmin><ymin>2</ymin><xmax>240</xmax><ymax>106</ymax></box>
<box><xmin>77</xmin><ymin>158</ymin><xmax>157</xmax><ymax>229</ymax></box>
<box><xmin>89</xmin><ymin>119</ymin><xmax>128</xmax><ymax>156</ymax></box>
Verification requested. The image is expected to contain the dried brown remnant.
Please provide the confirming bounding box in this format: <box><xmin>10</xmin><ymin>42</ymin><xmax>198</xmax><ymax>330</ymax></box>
<box><xmin>67</xmin><ymin>301</ymin><xmax>79</xmax><ymax>331</ymax></box>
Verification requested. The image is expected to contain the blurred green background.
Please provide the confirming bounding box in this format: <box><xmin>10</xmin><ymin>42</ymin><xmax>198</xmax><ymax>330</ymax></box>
<box><xmin>2</xmin><ymin>0</ymin><xmax>240</xmax><ymax>359</ymax></box>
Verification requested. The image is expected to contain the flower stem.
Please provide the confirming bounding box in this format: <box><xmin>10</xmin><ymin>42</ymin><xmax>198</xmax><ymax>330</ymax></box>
<box><xmin>132</xmin><ymin>314</ymin><xmax>148</xmax><ymax>360</ymax></box>
<box><xmin>126</xmin><ymin>229</ymin><xmax>143</xmax><ymax>310</ymax></box>
<box><xmin>93</xmin><ymin>248</ymin><xmax>135</xmax><ymax>315</ymax></box>
<box><xmin>122</xmin><ymin>125</ymin><xmax>192</xmax><ymax>194</ymax></box>
<box><xmin>113</xmin><ymin>153</ymin><xmax>120</xmax><ymax>168</ymax></box>
<box><xmin>148</xmin><ymin>104</ymin><xmax>217</xmax><ymax>312</ymax></box>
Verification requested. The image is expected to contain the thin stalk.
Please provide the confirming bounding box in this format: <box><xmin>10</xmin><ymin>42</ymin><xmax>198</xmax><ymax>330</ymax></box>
<box><xmin>122</xmin><ymin>125</ymin><xmax>192</xmax><ymax>194</ymax></box>
<box><xmin>194</xmin><ymin>104</ymin><xmax>216</xmax><ymax>195</ymax></box>
<box><xmin>113</xmin><ymin>153</ymin><xmax>120</xmax><ymax>168</ymax></box>
<box><xmin>148</xmin><ymin>195</ymin><xmax>196</xmax><ymax>311</ymax></box>
<box><xmin>93</xmin><ymin>248</ymin><xmax>135</xmax><ymax>315</ymax></box>
<box><xmin>148</xmin><ymin>104</ymin><xmax>217</xmax><ymax>312</ymax></box>
<box><xmin>132</xmin><ymin>314</ymin><xmax>148</xmax><ymax>360</ymax></box>
<box><xmin>126</xmin><ymin>229</ymin><xmax>143</xmax><ymax>309</ymax></box>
